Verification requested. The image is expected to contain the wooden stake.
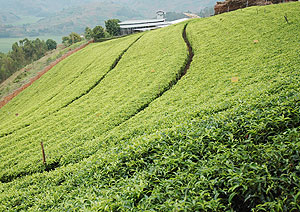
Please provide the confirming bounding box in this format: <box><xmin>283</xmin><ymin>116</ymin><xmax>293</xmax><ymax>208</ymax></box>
<box><xmin>284</xmin><ymin>14</ymin><xmax>289</xmax><ymax>24</ymax></box>
<box><xmin>41</xmin><ymin>142</ymin><xmax>46</xmax><ymax>165</ymax></box>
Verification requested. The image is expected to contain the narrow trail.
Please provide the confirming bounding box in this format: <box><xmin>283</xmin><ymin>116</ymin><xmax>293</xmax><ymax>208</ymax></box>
<box><xmin>55</xmin><ymin>23</ymin><xmax>195</xmax><ymax>173</ymax></box>
<box><xmin>44</xmin><ymin>23</ymin><xmax>195</xmax><ymax>176</ymax></box>
<box><xmin>0</xmin><ymin>24</ymin><xmax>194</xmax><ymax>183</ymax></box>
<box><xmin>182</xmin><ymin>24</ymin><xmax>194</xmax><ymax>76</ymax></box>
<box><xmin>114</xmin><ymin>23</ymin><xmax>194</xmax><ymax>128</ymax></box>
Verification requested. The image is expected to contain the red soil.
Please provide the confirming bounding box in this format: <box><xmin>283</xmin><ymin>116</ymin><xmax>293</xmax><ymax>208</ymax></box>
<box><xmin>0</xmin><ymin>41</ymin><xmax>93</xmax><ymax>109</ymax></box>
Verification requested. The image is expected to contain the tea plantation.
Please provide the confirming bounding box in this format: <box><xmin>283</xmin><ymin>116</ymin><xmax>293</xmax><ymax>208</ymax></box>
<box><xmin>0</xmin><ymin>2</ymin><xmax>299</xmax><ymax>211</ymax></box>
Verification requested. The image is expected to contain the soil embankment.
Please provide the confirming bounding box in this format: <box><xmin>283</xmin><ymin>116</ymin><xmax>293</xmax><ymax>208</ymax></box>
<box><xmin>0</xmin><ymin>41</ymin><xmax>93</xmax><ymax>109</ymax></box>
<box><xmin>214</xmin><ymin>0</ymin><xmax>297</xmax><ymax>15</ymax></box>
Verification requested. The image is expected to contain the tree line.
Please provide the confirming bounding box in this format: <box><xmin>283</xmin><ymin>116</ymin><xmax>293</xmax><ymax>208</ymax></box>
<box><xmin>87</xmin><ymin>19</ymin><xmax>121</xmax><ymax>42</ymax></box>
<box><xmin>0</xmin><ymin>38</ymin><xmax>57</xmax><ymax>83</ymax></box>
<box><xmin>62</xmin><ymin>19</ymin><xmax>121</xmax><ymax>46</ymax></box>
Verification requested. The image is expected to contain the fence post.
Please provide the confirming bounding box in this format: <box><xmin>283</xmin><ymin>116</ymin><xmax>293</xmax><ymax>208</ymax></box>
<box><xmin>41</xmin><ymin>142</ymin><xmax>46</xmax><ymax>165</ymax></box>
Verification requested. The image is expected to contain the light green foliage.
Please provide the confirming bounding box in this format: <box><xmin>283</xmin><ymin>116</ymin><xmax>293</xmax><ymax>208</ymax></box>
<box><xmin>0</xmin><ymin>2</ymin><xmax>300</xmax><ymax>211</ymax></box>
<box><xmin>0</xmin><ymin>34</ymin><xmax>143</xmax><ymax>136</ymax></box>
<box><xmin>0</xmin><ymin>22</ymin><xmax>187</xmax><ymax>184</ymax></box>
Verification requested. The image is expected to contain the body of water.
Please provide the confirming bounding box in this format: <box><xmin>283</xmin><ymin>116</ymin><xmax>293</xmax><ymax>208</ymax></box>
<box><xmin>0</xmin><ymin>35</ymin><xmax>63</xmax><ymax>53</ymax></box>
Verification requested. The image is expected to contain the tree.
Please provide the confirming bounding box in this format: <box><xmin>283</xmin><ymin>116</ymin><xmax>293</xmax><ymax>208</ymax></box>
<box><xmin>46</xmin><ymin>39</ymin><xmax>57</xmax><ymax>50</ymax></box>
<box><xmin>165</xmin><ymin>12</ymin><xmax>186</xmax><ymax>21</ymax></box>
<box><xmin>10</xmin><ymin>42</ymin><xmax>25</xmax><ymax>69</ymax></box>
<box><xmin>21</xmin><ymin>38</ymin><xmax>35</xmax><ymax>61</ymax></box>
<box><xmin>62</xmin><ymin>36</ymin><xmax>70</xmax><ymax>45</ymax></box>
<box><xmin>0</xmin><ymin>38</ymin><xmax>49</xmax><ymax>83</ymax></box>
<box><xmin>1</xmin><ymin>56</ymin><xmax>15</xmax><ymax>78</ymax></box>
<box><xmin>105</xmin><ymin>19</ymin><xmax>121</xmax><ymax>37</ymax></box>
<box><xmin>69</xmin><ymin>32</ymin><xmax>82</xmax><ymax>44</ymax></box>
<box><xmin>84</xmin><ymin>27</ymin><xmax>93</xmax><ymax>40</ymax></box>
<box><xmin>33</xmin><ymin>38</ymin><xmax>48</xmax><ymax>60</ymax></box>
<box><xmin>92</xmin><ymin>26</ymin><xmax>105</xmax><ymax>42</ymax></box>
<box><xmin>198</xmin><ymin>7</ymin><xmax>214</xmax><ymax>18</ymax></box>
<box><xmin>62</xmin><ymin>32</ymin><xmax>82</xmax><ymax>46</ymax></box>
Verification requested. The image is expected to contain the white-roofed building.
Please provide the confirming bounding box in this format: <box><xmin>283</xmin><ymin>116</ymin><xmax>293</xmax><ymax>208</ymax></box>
<box><xmin>119</xmin><ymin>11</ymin><xmax>193</xmax><ymax>35</ymax></box>
<box><xmin>120</xmin><ymin>19</ymin><xmax>170</xmax><ymax>34</ymax></box>
<box><xmin>119</xmin><ymin>11</ymin><xmax>168</xmax><ymax>35</ymax></box>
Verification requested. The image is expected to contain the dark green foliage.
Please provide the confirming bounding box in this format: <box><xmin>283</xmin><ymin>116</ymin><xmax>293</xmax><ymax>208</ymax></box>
<box><xmin>62</xmin><ymin>32</ymin><xmax>82</xmax><ymax>46</ymax></box>
<box><xmin>46</xmin><ymin>39</ymin><xmax>57</xmax><ymax>50</ymax></box>
<box><xmin>92</xmin><ymin>25</ymin><xmax>106</xmax><ymax>42</ymax></box>
<box><xmin>105</xmin><ymin>19</ymin><xmax>121</xmax><ymax>37</ymax></box>
<box><xmin>69</xmin><ymin>32</ymin><xmax>82</xmax><ymax>44</ymax></box>
<box><xmin>0</xmin><ymin>38</ymin><xmax>49</xmax><ymax>83</ymax></box>
<box><xmin>13</xmin><ymin>71</ymin><xmax>28</xmax><ymax>83</ymax></box>
<box><xmin>62</xmin><ymin>36</ymin><xmax>70</xmax><ymax>45</ymax></box>
<box><xmin>19</xmin><ymin>38</ymin><xmax>47</xmax><ymax>62</ymax></box>
<box><xmin>84</xmin><ymin>27</ymin><xmax>93</xmax><ymax>40</ymax></box>
<box><xmin>0</xmin><ymin>55</ymin><xmax>16</xmax><ymax>82</ymax></box>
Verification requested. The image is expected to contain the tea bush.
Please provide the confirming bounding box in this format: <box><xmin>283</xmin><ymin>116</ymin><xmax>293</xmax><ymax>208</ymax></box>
<box><xmin>0</xmin><ymin>2</ymin><xmax>299</xmax><ymax>211</ymax></box>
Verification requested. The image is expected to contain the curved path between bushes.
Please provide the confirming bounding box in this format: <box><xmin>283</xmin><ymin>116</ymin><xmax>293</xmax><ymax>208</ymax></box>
<box><xmin>114</xmin><ymin>23</ymin><xmax>194</xmax><ymax>127</ymax></box>
<box><xmin>0</xmin><ymin>23</ymin><xmax>195</xmax><ymax>183</ymax></box>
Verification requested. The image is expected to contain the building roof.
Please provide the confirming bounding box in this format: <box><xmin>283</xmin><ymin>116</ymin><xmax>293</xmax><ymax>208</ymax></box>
<box><xmin>120</xmin><ymin>21</ymin><xmax>170</xmax><ymax>29</ymax></box>
<box><xmin>156</xmin><ymin>10</ymin><xmax>165</xmax><ymax>14</ymax></box>
<box><xmin>120</xmin><ymin>16</ymin><xmax>191</xmax><ymax>33</ymax></box>
<box><xmin>133</xmin><ymin>25</ymin><xmax>168</xmax><ymax>32</ymax></box>
<box><xmin>168</xmin><ymin>18</ymin><xmax>189</xmax><ymax>25</ymax></box>
<box><xmin>119</xmin><ymin>19</ymin><xmax>165</xmax><ymax>26</ymax></box>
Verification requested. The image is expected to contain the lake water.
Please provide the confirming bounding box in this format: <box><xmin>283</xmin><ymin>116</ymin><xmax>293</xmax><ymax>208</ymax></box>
<box><xmin>0</xmin><ymin>36</ymin><xmax>63</xmax><ymax>53</ymax></box>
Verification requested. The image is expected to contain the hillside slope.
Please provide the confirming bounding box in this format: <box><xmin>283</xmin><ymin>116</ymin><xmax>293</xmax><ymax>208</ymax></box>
<box><xmin>0</xmin><ymin>41</ymin><xmax>88</xmax><ymax>102</ymax></box>
<box><xmin>0</xmin><ymin>2</ymin><xmax>300</xmax><ymax>211</ymax></box>
<box><xmin>0</xmin><ymin>23</ymin><xmax>187</xmax><ymax>180</ymax></box>
<box><xmin>0</xmin><ymin>0</ymin><xmax>217</xmax><ymax>37</ymax></box>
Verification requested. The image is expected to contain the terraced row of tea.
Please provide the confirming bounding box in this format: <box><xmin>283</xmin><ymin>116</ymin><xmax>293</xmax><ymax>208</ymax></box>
<box><xmin>0</xmin><ymin>2</ymin><xmax>299</xmax><ymax>211</ymax></box>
